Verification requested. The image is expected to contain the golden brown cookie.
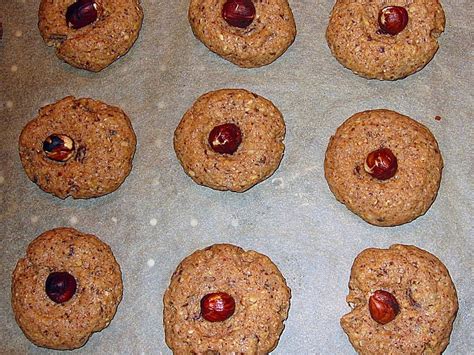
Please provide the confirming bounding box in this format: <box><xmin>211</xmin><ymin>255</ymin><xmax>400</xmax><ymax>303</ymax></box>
<box><xmin>341</xmin><ymin>244</ymin><xmax>458</xmax><ymax>354</ymax></box>
<box><xmin>326</xmin><ymin>0</ymin><xmax>445</xmax><ymax>80</ymax></box>
<box><xmin>188</xmin><ymin>0</ymin><xmax>296</xmax><ymax>67</ymax></box>
<box><xmin>19</xmin><ymin>96</ymin><xmax>136</xmax><ymax>199</ymax></box>
<box><xmin>324</xmin><ymin>109</ymin><xmax>443</xmax><ymax>226</ymax></box>
<box><xmin>11</xmin><ymin>227</ymin><xmax>123</xmax><ymax>350</ymax></box>
<box><xmin>174</xmin><ymin>89</ymin><xmax>286</xmax><ymax>192</ymax></box>
<box><xmin>163</xmin><ymin>244</ymin><xmax>291</xmax><ymax>354</ymax></box>
<box><xmin>38</xmin><ymin>0</ymin><xmax>143</xmax><ymax>72</ymax></box>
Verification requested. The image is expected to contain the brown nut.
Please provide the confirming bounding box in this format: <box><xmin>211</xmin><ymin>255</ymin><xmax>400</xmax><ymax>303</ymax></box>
<box><xmin>364</xmin><ymin>148</ymin><xmax>398</xmax><ymax>180</ymax></box>
<box><xmin>378</xmin><ymin>6</ymin><xmax>409</xmax><ymax>35</ymax></box>
<box><xmin>66</xmin><ymin>0</ymin><xmax>99</xmax><ymax>29</ymax></box>
<box><xmin>369</xmin><ymin>290</ymin><xmax>400</xmax><ymax>324</ymax></box>
<box><xmin>43</xmin><ymin>134</ymin><xmax>75</xmax><ymax>162</ymax></box>
<box><xmin>201</xmin><ymin>292</ymin><xmax>236</xmax><ymax>322</ymax></box>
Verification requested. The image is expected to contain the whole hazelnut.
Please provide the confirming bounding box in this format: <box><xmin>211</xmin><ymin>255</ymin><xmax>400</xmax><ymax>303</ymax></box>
<box><xmin>45</xmin><ymin>272</ymin><xmax>77</xmax><ymax>303</ymax></box>
<box><xmin>378</xmin><ymin>6</ymin><xmax>409</xmax><ymax>35</ymax></box>
<box><xmin>222</xmin><ymin>0</ymin><xmax>256</xmax><ymax>28</ymax></box>
<box><xmin>369</xmin><ymin>290</ymin><xmax>400</xmax><ymax>324</ymax></box>
<box><xmin>43</xmin><ymin>134</ymin><xmax>75</xmax><ymax>162</ymax></box>
<box><xmin>201</xmin><ymin>292</ymin><xmax>236</xmax><ymax>322</ymax></box>
<box><xmin>208</xmin><ymin>123</ymin><xmax>242</xmax><ymax>155</ymax></box>
<box><xmin>364</xmin><ymin>148</ymin><xmax>398</xmax><ymax>180</ymax></box>
<box><xmin>66</xmin><ymin>0</ymin><xmax>98</xmax><ymax>29</ymax></box>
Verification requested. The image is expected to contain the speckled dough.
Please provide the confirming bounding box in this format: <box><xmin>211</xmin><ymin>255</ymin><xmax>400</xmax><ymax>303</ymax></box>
<box><xmin>38</xmin><ymin>0</ymin><xmax>143</xmax><ymax>71</ymax></box>
<box><xmin>341</xmin><ymin>244</ymin><xmax>458</xmax><ymax>354</ymax></box>
<box><xmin>163</xmin><ymin>244</ymin><xmax>291</xmax><ymax>354</ymax></box>
<box><xmin>326</xmin><ymin>0</ymin><xmax>445</xmax><ymax>80</ymax></box>
<box><xmin>174</xmin><ymin>89</ymin><xmax>286</xmax><ymax>192</ymax></box>
<box><xmin>189</xmin><ymin>0</ymin><xmax>296</xmax><ymax>67</ymax></box>
<box><xmin>11</xmin><ymin>228</ymin><xmax>123</xmax><ymax>350</ymax></box>
<box><xmin>324</xmin><ymin>109</ymin><xmax>443</xmax><ymax>226</ymax></box>
<box><xmin>19</xmin><ymin>96</ymin><xmax>136</xmax><ymax>199</ymax></box>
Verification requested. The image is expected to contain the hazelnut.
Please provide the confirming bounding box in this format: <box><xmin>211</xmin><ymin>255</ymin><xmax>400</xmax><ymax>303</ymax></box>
<box><xmin>208</xmin><ymin>123</ymin><xmax>242</xmax><ymax>155</ymax></box>
<box><xmin>378</xmin><ymin>6</ymin><xmax>409</xmax><ymax>35</ymax></box>
<box><xmin>222</xmin><ymin>0</ymin><xmax>256</xmax><ymax>28</ymax></box>
<box><xmin>369</xmin><ymin>290</ymin><xmax>400</xmax><ymax>324</ymax></box>
<box><xmin>43</xmin><ymin>134</ymin><xmax>75</xmax><ymax>162</ymax></box>
<box><xmin>364</xmin><ymin>148</ymin><xmax>398</xmax><ymax>180</ymax></box>
<box><xmin>201</xmin><ymin>292</ymin><xmax>236</xmax><ymax>322</ymax></box>
<box><xmin>45</xmin><ymin>272</ymin><xmax>77</xmax><ymax>303</ymax></box>
<box><xmin>66</xmin><ymin>0</ymin><xmax>98</xmax><ymax>29</ymax></box>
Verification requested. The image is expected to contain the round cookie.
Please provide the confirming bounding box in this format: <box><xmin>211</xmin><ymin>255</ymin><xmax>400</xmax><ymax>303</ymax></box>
<box><xmin>19</xmin><ymin>96</ymin><xmax>136</xmax><ymax>199</ymax></box>
<box><xmin>38</xmin><ymin>0</ymin><xmax>143</xmax><ymax>72</ymax></box>
<box><xmin>188</xmin><ymin>0</ymin><xmax>296</xmax><ymax>67</ymax></box>
<box><xmin>163</xmin><ymin>244</ymin><xmax>291</xmax><ymax>354</ymax></box>
<box><xmin>341</xmin><ymin>244</ymin><xmax>458</xmax><ymax>354</ymax></box>
<box><xmin>324</xmin><ymin>109</ymin><xmax>443</xmax><ymax>226</ymax></box>
<box><xmin>174</xmin><ymin>89</ymin><xmax>286</xmax><ymax>192</ymax></box>
<box><xmin>11</xmin><ymin>227</ymin><xmax>123</xmax><ymax>350</ymax></box>
<box><xmin>326</xmin><ymin>0</ymin><xmax>445</xmax><ymax>80</ymax></box>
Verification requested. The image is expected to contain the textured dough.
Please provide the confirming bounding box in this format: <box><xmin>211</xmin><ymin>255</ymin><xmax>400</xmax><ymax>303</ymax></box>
<box><xmin>11</xmin><ymin>228</ymin><xmax>123</xmax><ymax>350</ymax></box>
<box><xmin>163</xmin><ymin>244</ymin><xmax>291</xmax><ymax>354</ymax></box>
<box><xmin>341</xmin><ymin>244</ymin><xmax>458</xmax><ymax>354</ymax></box>
<box><xmin>324</xmin><ymin>109</ymin><xmax>443</xmax><ymax>226</ymax></box>
<box><xmin>326</xmin><ymin>0</ymin><xmax>445</xmax><ymax>80</ymax></box>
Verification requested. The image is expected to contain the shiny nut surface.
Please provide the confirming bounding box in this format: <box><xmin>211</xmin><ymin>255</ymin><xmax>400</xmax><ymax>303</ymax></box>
<box><xmin>45</xmin><ymin>271</ymin><xmax>77</xmax><ymax>304</ymax></box>
<box><xmin>201</xmin><ymin>292</ymin><xmax>236</xmax><ymax>322</ymax></box>
<box><xmin>222</xmin><ymin>0</ymin><xmax>256</xmax><ymax>28</ymax></box>
<box><xmin>364</xmin><ymin>147</ymin><xmax>398</xmax><ymax>180</ymax></box>
<box><xmin>378</xmin><ymin>6</ymin><xmax>409</xmax><ymax>35</ymax></box>
<box><xmin>66</xmin><ymin>0</ymin><xmax>98</xmax><ymax>29</ymax></box>
<box><xmin>43</xmin><ymin>134</ymin><xmax>75</xmax><ymax>162</ymax></box>
<box><xmin>368</xmin><ymin>290</ymin><xmax>400</xmax><ymax>324</ymax></box>
<box><xmin>208</xmin><ymin>123</ymin><xmax>243</xmax><ymax>155</ymax></box>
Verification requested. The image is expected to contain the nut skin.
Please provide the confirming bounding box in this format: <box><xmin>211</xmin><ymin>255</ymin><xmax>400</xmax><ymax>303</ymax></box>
<box><xmin>208</xmin><ymin>123</ymin><xmax>243</xmax><ymax>155</ymax></box>
<box><xmin>66</xmin><ymin>0</ymin><xmax>98</xmax><ymax>30</ymax></box>
<box><xmin>368</xmin><ymin>290</ymin><xmax>400</xmax><ymax>325</ymax></box>
<box><xmin>45</xmin><ymin>272</ymin><xmax>77</xmax><ymax>304</ymax></box>
<box><xmin>43</xmin><ymin>134</ymin><xmax>75</xmax><ymax>162</ymax></box>
<box><xmin>222</xmin><ymin>0</ymin><xmax>256</xmax><ymax>29</ymax></box>
<box><xmin>364</xmin><ymin>147</ymin><xmax>398</xmax><ymax>180</ymax></box>
<box><xmin>200</xmin><ymin>292</ymin><xmax>236</xmax><ymax>322</ymax></box>
<box><xmin>378</xmin><ymin>6</ymin><xmax>409</xmax><ymax>36</ymax></box>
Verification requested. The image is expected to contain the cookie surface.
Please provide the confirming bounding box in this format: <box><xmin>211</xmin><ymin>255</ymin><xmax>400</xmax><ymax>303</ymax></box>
<box><xmin>163</xmin><ymin>244</ymin><xmax>291</xmax><ymax>354</ymax></box>
<box><xmin>326</xmin><ymin>0</ymin><xmax>445</xmax><ymax>80</ymax></box>
<box><xmin>188</xmin><ymin>0</ymin><xmax>296</xmax><ymax>67</ymax></box>
<box><xmin>324</xmin><ymin>109</ymin><xmax>442</xmax><ymax>226</ymax></box>
<box><xmin>38</xmin><ymin>0</ymin><xmax>143</xmax><ymax>72</ymax></box>
<box><xmin>341</xmin><ymin>244</ymin><xmax>458</xmax><ymax>354</ymax></box>
<box><xmin>19</xmin><ymin>96</ymin><xmax>136</xmax><ymax>199</ymax></box>
<box><xmin>11</xmin><ymin>228</ymin><xmax>123</xmax><ymax>350</ymax></box>
<box><xmin>174</xmin><ymin>89</ymin><xmax>286</xmax><ymax>192</ymax></box>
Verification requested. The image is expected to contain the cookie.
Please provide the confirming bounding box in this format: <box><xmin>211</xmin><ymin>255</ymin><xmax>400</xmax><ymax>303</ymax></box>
<box><xmin>326</xmin><ymin>1</ymin><xmax>445</xmax><ymax>80</ymax></box>
<box><xmin>188</xmin><ymin>0</ymin><xmax>296</xmax><ymax>67</ymax></box>
<box><xmin>174</xmin><ymin>89</ymin><xmax>286</xmax><ymax>192</ymax></box>
<box><xmin>341</xmin><ymin>244</ymin><xmax>458</xmax><ymax>354</ymax></box>
<box><xmin>11</xmin><ymin>227</ymin><xmax>123</xmax><ymax>350</ymax></box>
<box><xmin>38</xmin><ymin>0</ymin><xmax>143</xmax><ymax>72</ymax></box>
<box><xmin>19</xmin><ymin>96</ymin><xmax>136</xmax><ymax>199</ymax></box>
<box><xmin>324</xmin><ymin>109</ymin><xmax>443</xmax><ymax>226</ymax></box>
<box><xmin>163</xmin><ymin>244</ymin><xmax>291</xmax><ymax>354</ymax></box>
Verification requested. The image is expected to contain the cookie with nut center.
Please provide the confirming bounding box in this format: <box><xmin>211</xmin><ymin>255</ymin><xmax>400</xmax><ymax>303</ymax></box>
<box><xmin>163</xmin><ymin>243</ymin><xmax>291</xmax><ymax>354</ymax></box>
<box><xmin>11</xmin><ymin>227</ymin><xmax>123</xmax><ymax>350</ymax></box>
<box><xmin>341</xmin><ymin>244</ymin><xmax>458</xmax><ymax>354</ymax></box>
<box><xmin>174</xmin><ymin>89</ymin><xmax>286</xmax><ymax>192</ymax></box>
<box><xmin>324</xmin><ymin>109</ymin><xmax>443</xmax><ymax>226</ymax></box>
<box><xmin>326</xmin><ymin>0</ymin><xmax>445</xmax><ymax>80</ymax></box>
<box><xmin>189</xmin><ymin>0</ymin><xmax>296</xmax><ymax>67</ymax></box>
<box><xmin>38</xmin><ymin>0</ymin><xmax>143</xmax><ymax>71</ymax></box>
<box><xmin>19</xmin><ymin>96</ymin><xmax>136</xmax><ymax>199</ymax></box>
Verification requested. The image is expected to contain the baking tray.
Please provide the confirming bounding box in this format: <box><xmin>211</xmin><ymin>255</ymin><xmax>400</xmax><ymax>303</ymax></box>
<box><xmin>0</xmin><ymin>0</ymin><xmax>472</xmax><ymax>353</ymax></box>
